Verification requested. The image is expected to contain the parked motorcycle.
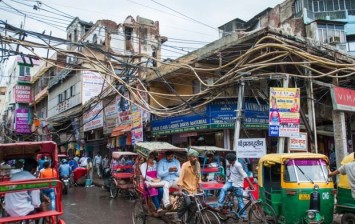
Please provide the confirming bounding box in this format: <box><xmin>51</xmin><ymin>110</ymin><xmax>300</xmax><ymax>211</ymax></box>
<box><xmin>61</xmin><ymin>175</ymin><xmax>70</xmax><ymax>195</ymax></box>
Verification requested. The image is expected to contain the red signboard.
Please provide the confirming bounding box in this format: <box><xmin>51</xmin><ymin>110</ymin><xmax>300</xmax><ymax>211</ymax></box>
<box><xmin>331</xmin><ymin>87</ymin><xmax>355</xmax><ymax>112</ymax></box>
<box><xmin>14</xmin><ymin>84</ymin><xmax>32</xmax><ymax>103</ymax></box>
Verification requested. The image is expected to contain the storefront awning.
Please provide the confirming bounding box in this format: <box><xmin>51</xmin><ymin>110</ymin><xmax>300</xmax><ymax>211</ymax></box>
<box><xmin>111</xmin><ymin>124</ymin><xmax>131</xmax><ymax>137</ymax></box>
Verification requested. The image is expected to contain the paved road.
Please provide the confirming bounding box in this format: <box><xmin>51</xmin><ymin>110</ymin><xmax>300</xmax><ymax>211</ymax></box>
<box><xmin>60</xmin><ymin>185</ymin><xmax>343</xmax><ymax>224</ymax></box>
<box><xmin>61</xmin><ymin>186</ymin><xmax>135</xmax><ymax>224</ymax></box>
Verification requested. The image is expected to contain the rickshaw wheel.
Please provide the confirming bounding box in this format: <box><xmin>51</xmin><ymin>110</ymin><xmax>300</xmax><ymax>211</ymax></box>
<box><xmin>341</xmin><ymin>213</ymin><xmax>355</xmax><ymax>224</ymax></box>
<box><xmin>132</xmin><ymin>199</ymin><xmax>146</xmax><ymax>224</ymax></box>
<box><xmin>248</xmin><ymin>201</ymin><xmax>277</xmax><ymax>224</ymax></box>
<box><xmin>109</xmin><ymin>179</ymin><xmax>118</xmax><ymax>199</ymax></box>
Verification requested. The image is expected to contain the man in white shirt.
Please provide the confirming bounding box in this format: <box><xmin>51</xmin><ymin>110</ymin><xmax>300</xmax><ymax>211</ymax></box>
<box><xmin>79</xmin><ymin>156</ymin><xmax>88</xmax><ymax>167</ymax></box>
<box><xmin>329</xmin><ymin>153</ymin><xmax>355</xmax><ymax>199</ymax></box>
<box><xmin>217</xmin><ymin>153</ymin><xmax>254</xmax><ymax>221</ymax></box>
<box><xmin>94</xmin><ymin>153</ymin><xmax>102</xmax><ymax>178</ymax></box>
<box><xmin>5</xmin><ymin>158</ymin><xmax>42</xmax><ymax>217</ymax></box>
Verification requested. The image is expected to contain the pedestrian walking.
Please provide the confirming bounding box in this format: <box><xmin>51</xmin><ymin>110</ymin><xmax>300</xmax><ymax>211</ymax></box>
<box><xmin>94</xmin><ymin>153</ymin><xmax>102</xmax><ymax>178</ymax></box>
<box><xmin>86</xmin><ymin>158</ymin><xmax>93</xmax><ymax>187</ymax></box>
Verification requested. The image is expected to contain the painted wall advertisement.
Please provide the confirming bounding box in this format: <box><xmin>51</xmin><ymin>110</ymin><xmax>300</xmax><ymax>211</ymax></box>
<box><xmin>151</xmin><ymin>99</ymin><xmax>268</xmax><ymax>135</ymax></box>
<box><xmin>14</xmin><ymin>84</ymin><xmax>32</xmax><ymax>103</ymax></box>
<box><xmin>288</xmin><ymin>132</ymin><xmax>308</xmax><ymax>152</ymax></box>
<box><xmin>236</xmin><ymin>138</ymin><xmax>266</xmax><ymax>158</ymax></box>
<box><xmin>82</xmin><ymin>71</ymin><xmax>106</xmax><ymax>104</ymax></box>
<box><xmin>15</xmin><ymin>108</ymin><xmax>31</xmax><ymax>134</ymax></box>
<box><xmin>131</xmin><ymin>105</ymin><xmax>143</xmax><ymax>144</ymax></box>
<box><xmin>269</xmin><ymin>88</ymin><xmax>300</xmax><ymax>137</ymax></box>
<box><xmin>83</xmin><ymin>101</ymin><xmax>104</xmax><ymax>132</ymax></box>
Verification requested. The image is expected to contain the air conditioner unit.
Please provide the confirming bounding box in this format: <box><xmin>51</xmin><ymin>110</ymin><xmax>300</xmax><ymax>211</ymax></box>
<box><xmin>329</xmin><ymin>36</ymin><xmax>340</xmax><ymax>44</ymax></box>
<box><xmin>66</xmin><ymin>56</ymin><xmax>78</xmax><ymax>65</ymax></box>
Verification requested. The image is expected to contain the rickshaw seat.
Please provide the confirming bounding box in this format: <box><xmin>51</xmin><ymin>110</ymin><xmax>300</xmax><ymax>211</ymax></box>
<box><xmin>169</xmin><ymin>187</ymin><xmax>178</xmax><ymax>193</ymax></box>
<box><xmin>0</xmin><ymin>210</ymin><xmax>62</xmax><ymax>223</ymax></box>
<box><xmin>201</xmin><ymin>167</ymin><xmax>218</xmax><ymax>174</ymax></box>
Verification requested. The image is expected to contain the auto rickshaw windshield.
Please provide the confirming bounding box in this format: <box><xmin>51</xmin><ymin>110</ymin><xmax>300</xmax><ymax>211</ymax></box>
<box><xmin>284</xmin><ymin>159</ymin><xmax>329</xmax><ymax>183</ymax></box>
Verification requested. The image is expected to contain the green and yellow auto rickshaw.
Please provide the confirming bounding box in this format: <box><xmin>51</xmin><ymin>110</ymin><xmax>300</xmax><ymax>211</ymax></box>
<box><xmin>257</xmin><ymin>153</ymin><xmax>334</xmax><ymax>224</ymax></box>
<box><xmin>336</xmin><ymin>152</ymin><xmax>355</xmax><ymax>224</ymax></box>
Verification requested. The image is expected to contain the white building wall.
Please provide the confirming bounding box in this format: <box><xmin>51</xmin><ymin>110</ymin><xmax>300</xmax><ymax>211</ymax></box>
<box><xmin>47</xmin><ymin>73</ymin><xmax>82</xmax><ymax>118</ymax></box>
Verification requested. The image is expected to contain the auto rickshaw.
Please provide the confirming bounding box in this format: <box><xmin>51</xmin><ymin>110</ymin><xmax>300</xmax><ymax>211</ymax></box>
<box><xmin>0</xmin><ymin>141</ymin><xmax>65</xmax><ymax>223</ymax></box>
<box><xmin>258</xmin><ymin>153</ymin><xmax>334</xmax><ymax>224</ymax></box>
<box><xmin>335</xmin><ymin>152</ymin><xmax>355</xmax><ymax>224</ymax></box>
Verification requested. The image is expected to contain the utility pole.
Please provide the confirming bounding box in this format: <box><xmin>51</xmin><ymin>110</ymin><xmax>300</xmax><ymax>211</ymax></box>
<box><xmin>277</xmin><ymin>75</ymin><xmax>289</xmax><ymax>154</ymax></box>
<box><xmin>233</xmin><ymin>75</ymin><xmax>248</xmax><ymax>155</ymax></box>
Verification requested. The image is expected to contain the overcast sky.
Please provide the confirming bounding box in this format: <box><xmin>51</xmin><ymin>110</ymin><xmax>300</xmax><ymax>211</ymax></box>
<box><xmin>1</xmin><ymin>0</ymin><xmax>285</xmax><ymax>60</ymax></box>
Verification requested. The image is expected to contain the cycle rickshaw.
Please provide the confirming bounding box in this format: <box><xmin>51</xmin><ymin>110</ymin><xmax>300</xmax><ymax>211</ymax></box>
<box><xmin>109</xmin><ymin>151</ymin><xmax>138</xmax><ymax>199</ymax></box>
<box><xmin>132</xmin><ymin>142</ymin><xmax>221</xmax><ymax>224</ymax></box>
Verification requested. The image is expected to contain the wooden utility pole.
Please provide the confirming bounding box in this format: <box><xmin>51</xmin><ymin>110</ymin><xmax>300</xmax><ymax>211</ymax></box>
<box><xmin>277</xmin><ymin>75</ymin><xmax>289</xmax><ymax>154</ymax></box>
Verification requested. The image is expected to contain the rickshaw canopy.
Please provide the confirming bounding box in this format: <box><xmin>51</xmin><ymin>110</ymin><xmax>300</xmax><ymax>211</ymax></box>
<box><xmin>189</xmin><ymin>146</ymin><xmax>231</xmax><ymax>156</ymax></box>
<box><xmin>112</xmin><ymin>151</ymin><xmax>138</xmax><ymax>159</ymax></box>
<box><xmin>338</xmin><ymin>152</ymin><xmax>354</xmax><ymax>189</ymax></box>
<box><xmin>135</xmin><ymin>142</ymin><xmax>184</xmax><ymax>158</ymax></box>
<box><xmin>258</xmin><ymin>153</ymin><xmax>329</xmax><ymax>166</ymax></box>
<box><xmin>0</xmin><ymin>141</ymin><xmax>59</xmax><ymax>166</ymax></box>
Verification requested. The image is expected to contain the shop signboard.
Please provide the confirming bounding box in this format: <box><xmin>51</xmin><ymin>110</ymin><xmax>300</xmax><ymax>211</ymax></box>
<box><xmin>104</xmin><ymin>98</ymin><xmax>118</xmax><ymax>119</ymax></box>
<box><xmin>331</xmin><ymin>86</ymin><xmax>355</xmax><ymax>112</ymax></box>
<box><xmin>269</xmin><ymin>88</ymin><xmax>300</xmax><ymax>137</ymax></box>
<box><xmin>14</xmin><ymin>84</ymin><xmax>32</xmax><ymax>103</ymax></box>
<box><xmin>236</xmin><ymin>138</ymin><xmax>266</xmax><ymax>158</ymax></box>
<box><xmin>152</xmin><ymin>99</ymin><xmax>268</xmax><ymax>135</ymax></box>
<box><xmin>117</xmin><ymin>93</ymin><xmax>131</xmax><ymax>125</ymax></box>
<box><xmin>83</xmin><ymin>101</ymin><xmax>103</xmax><ymax>132</ymax></box>
<box><xmin>15</xmin><ymin>108</ymin><xmax>31</xmax><ymax>134</ymax></box>
<box><xmin>244</xmin><ymin>100</ymin><xmax>269</xmax><ymax>129</ymax></box>
<box><xmin>131</xmin><ymin>105</ymin><xmax>143</xmax><ymax>144</ymax></box>
<box><xmin>288</xmin><ymin>132</ymin><xmax>308</xmax><ymax>152</ymax></box>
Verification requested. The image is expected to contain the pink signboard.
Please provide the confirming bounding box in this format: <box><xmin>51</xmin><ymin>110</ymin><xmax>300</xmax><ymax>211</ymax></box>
<box><xmin>14</xmin><ymin>85</ymin><xmax>32</xmax><ymax>103</ymax></box>
<box><xmin>16</xmin><ymin>108</ymin><xmax>31</xmax><ymax>134</ymax></box>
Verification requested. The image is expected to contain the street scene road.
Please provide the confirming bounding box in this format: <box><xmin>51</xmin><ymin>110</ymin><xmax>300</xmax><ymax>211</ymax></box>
<box><xmin>61</xmin><ymin>186</ymin><xmax>135</xmax><ymax>224</ymax></box>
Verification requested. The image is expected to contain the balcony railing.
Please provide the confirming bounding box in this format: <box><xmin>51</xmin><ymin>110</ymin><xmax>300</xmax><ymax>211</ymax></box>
<box><xmin>307</xmin><ymin>9</ymin><xmax>346</xmax><ymax>20</ymax></box>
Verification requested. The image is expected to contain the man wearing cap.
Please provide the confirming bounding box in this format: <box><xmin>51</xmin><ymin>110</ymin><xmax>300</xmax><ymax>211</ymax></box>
<box><xmin>177</xmin><ymin>149</ymin><xmax>201</xmax><ymax>223</ymax></box>
<box><xmin>157</xmin><ymin>151</ymin><xmax>181</xmax><ymax>210</ymax></box>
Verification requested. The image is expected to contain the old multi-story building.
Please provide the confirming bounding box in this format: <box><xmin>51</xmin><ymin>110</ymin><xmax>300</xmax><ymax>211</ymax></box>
<box><xmin>0</xmin><ymin>56</ymin><xmax>40</xmax><ymax>142</ymax></box>
<box><xmin>47</xmin><ymin>15</ymin><xmax>165</xmax><ymax>156</ymax></box>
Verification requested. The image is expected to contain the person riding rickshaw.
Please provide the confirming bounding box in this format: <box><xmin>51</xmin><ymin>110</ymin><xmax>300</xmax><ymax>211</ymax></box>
<box><xmin>329</xmin><ymin>152</ymin><xmax>355</xmax><ymax>224</ymax></box>
<box><xmin>258</xmin><ymin>153</ymin><xmax>334</xmax><ymax>224</ymax></box>
<box><xmin>0</xmin><ymin>141</ymin><xmax>65</xmax><ymax>224</ymax></box>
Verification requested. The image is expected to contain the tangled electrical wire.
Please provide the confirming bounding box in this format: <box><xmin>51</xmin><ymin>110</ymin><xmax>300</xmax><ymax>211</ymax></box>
<box><xmin>2</xmin><ymin>23</ymin><xmax>355</xmax><ymax>120</ymax></box>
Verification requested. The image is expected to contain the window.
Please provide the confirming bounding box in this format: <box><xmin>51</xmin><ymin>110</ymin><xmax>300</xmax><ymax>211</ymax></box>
<box><xmin>64</xmin><ymin>90</ymin><xmax>68</xmax><ymax>100</ymax></box>
<box><xmin>58</xmin><ymin>94</ymin><xmax>63</xmax><ymax>103</ymax></box>
<box><xmin>70</xmin><ymin>85</ymin><xmax>75</xmax><ymax>97</ymax></box>
<box><xmin>125</xmin><ymin>27</ymin><xmax>133</xmax><ymax>51</ymax></box>
<box><xmin>317</xmin><ymin>23</ymin><xmax>345</xmax><ymax>43</ymax></box>
<box><xmin>283</xmin><ymin>159</ymin><xmax>328</xmax><ymax>183</ymax></box>
<box><xmin>93</xmin><ymin>34</ymin><xmax>97</xmax><ymax>44</ymax></box>
<box><xmin>19</xmin><ymin>65</ymin><xmax>30</xmax><ymax>76</ymax></box>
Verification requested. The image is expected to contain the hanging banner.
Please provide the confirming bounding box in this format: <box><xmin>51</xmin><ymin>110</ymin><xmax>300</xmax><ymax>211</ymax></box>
<box><xmin>117</xmin><ymin>93</ymin><xmax>131</xmax><ymax>125</ymax></box>
<box><xmin>131</xmin><ymin>105</ymin><xmax>143</xmax><ymax>144</ymax></box>
<box><xmin>15</xmin><ymin>108</ymin><xmax>31</xmax><ymax>134</ymax></box>
<box><xmin>269</xmin><ymin>88</ymin><xmax>300</xmax><ymax>137</ymax></box>
<box><xmin>83</xmin><ymin>101</ymin><xmax>104</xmax><ymax>132</ymax></box>
<box><xmin>236</xmin><ymin>138</ymin><xmax>266</xmax><ymax>158</ymax></box>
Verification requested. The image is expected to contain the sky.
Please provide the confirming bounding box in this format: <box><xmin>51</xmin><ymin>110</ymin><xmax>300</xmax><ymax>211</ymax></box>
<box><xmin>0</xmin><ymin>0</ymin><xmax>285</xmax><ymax>60</ymax></box>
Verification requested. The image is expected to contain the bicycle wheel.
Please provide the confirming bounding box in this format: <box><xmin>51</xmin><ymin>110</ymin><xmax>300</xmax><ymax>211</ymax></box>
<box><xmin>109</xmin><ymin>179</ymin><xmax>118</xmax><ymax>199</ymax></box>
<box><xmin>197</xmin><ymin>209</ymin><xmax>221</xmax><ymax>224</ymax></box>
<box><xmin>248</xmin><ymin>201</ymin><xmax>277</xmax><ymax>224</ymax></box>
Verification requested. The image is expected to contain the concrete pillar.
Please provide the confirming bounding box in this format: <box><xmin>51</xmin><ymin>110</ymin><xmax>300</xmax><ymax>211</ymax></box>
<box><xmin>223</xmin><ymin>129</ymin><xmax>231</xmax><ymax>150</ymax></box>
<box><xmin>332</xmin><ymin>111</ymin><xmax>348</xmax><ymax>167</ymax></box>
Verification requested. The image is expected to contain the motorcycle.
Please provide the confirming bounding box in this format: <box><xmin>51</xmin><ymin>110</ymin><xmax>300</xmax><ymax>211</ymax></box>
<box><xmin>61</xmin><ymin>175</ymin><xmax>70</xmax><ymax>195</ymax></box>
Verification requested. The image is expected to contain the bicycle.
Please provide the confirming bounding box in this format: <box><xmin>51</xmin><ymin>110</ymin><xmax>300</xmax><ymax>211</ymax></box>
<box><xmin>177</xmin><ymin>191</ymin><xmax>221</xmax><ymax>224</ymax></box>
<box><xmin>214</xmin><ymin>187</ymin><xmax>277</xmax><ymax>224</ymax></box>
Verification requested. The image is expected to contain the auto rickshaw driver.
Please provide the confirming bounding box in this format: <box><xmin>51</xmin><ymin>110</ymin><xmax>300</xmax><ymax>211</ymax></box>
<box><xmin>328</xmin><ymin>152</ymin><xmax>355</xmax><ymax>199</ymax></box>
